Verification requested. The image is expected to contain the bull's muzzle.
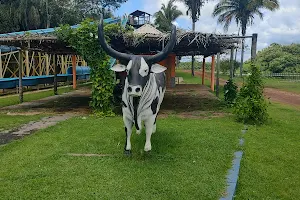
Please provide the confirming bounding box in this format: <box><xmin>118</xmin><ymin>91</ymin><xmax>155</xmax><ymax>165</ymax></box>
<box><xmin>127</xmin><ymin>85</ymin><xmax>142</xmax><ymax>97</ymax></box>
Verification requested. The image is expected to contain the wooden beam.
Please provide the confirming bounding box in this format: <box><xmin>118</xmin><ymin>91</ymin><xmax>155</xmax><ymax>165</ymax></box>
<box><xmin>18</xmin><ymin>50</ymin><xmax>23</xmax><ymax>103</ymax></box>
<box><xmin>216</xmin><ymin>53</ymin><xmax>220</xmax><ymax>97</ymax></box>
<box><xmin>230</xmin><ymin>47</ymin><xmax>234</xmax><ymax>79</ymax></box>
<box><xmin>211</xmin><ymin>55</ymin><xmax>215</xmax><ymax>91</ymax></box>
<box><xmin>72</xmin><ymin>55</ymin><xmax>77</xmax><ymax>89</ymax></box>
<box><xmin>53</xmin><ymin>54</ymin><xmax>58</xmax><ymax>95</ymax></box>
<box><xmin>0</xmin><ymin>49</ymin><xmax>2</xmax><ymax>78</ymax></box>
<box><xmin>25</xmin><ymin>50</ymin><xmax>29</xmax><ymax>76</ymax></box>
<box><xmin>45</xmin><ymin>53</ymin><xmax>49</xmax><ymax>75</ymax></box>
<box><xmin>202</xmin><ymin>58</ymin><xmax>205</xmax><ymax>85</ymax></box>
<box><xmin>251</xmin><ymin>33</ymin><xmax>258</xmax><ymax>61</ymax></box>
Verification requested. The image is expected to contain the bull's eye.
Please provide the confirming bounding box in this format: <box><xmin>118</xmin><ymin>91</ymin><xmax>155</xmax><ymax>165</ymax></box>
<box><xmin>144</xmin><ymin>69</ymin><xmax>147</xmax><ymax>73</ymax></box>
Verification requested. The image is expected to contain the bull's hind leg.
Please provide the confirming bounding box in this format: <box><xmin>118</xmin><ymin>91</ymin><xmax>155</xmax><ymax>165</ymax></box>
<box><xmin>123</xmin><ymin>116</ymin><xmax>133</xmax><ymax>155</ymax></box>
<box><xmin>144</xmin><ymin>115</ymin><xmax>156</xmax><ymax>152</ymax></box>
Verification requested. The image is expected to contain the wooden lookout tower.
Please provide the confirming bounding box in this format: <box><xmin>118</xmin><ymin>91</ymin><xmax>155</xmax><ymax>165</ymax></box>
<box><xmin>128</xmin><ymin>10</ymin><xmax>151</xmax><ymax>29</ymax></box>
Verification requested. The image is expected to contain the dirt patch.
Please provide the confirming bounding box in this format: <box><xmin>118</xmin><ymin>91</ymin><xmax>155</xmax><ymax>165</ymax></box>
<box><xmin>0</xmin><ymin>114</ymin><xmax>74</xmax><ymax>145</ymax></box>
<box><xmin>264</xmin><ymin>88</ymin><xmax>300</xmax><ymax>107</ymax></box>
<box><xmin>66</xmin><ymin>153</ymin><xmax>115</xmax><ymax>157</ymax></box>
<box><xmin>5</xmin><ymin>111</ymin><xmax>44</xmax><ymax>116</ymax></box>
<box><xmin>160</xmin><ymin>84</ymin><xmax>226</xmax><ymax>118</ymax></box>
<box><xmin>1</xmin><ymin>88</ymin><xmax>92</xmax><ymax>114</ymax></box>
<box><xmin>182</xmin><ymin>70</ymin><xmax>300</xmax><ymax>107</ymax></box>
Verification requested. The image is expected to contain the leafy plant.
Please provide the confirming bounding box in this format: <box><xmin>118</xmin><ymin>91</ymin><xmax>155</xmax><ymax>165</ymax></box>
<box><xmin>224</xmin><ymin>79</ymin><xmax>238</xmax><ymax>106</ymax></box>
<box><xmin>234</xmin><ymin>64</ymin><xmax>268</xmax><ymax>125</ymax></box>
<box><xmin>56</xmin><ymin>19</ymin><xmax>131</xmax><ymax>115</ymax></box>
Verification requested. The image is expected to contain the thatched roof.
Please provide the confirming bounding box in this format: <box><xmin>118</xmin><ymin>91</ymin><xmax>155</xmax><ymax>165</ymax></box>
<box><xmin>0</xmin><ymin>29</ymin><xmax>241</xmax><ymax>57</ymax></box>
<box><xmin>110</xmin><ymin>30</ymin><xmax>241</xmax><ymax>57</ymax></box>
<box><xmin>133</xmin><ymin>24</ymin><xmax>163</xmax><ymax>35</ymax></box>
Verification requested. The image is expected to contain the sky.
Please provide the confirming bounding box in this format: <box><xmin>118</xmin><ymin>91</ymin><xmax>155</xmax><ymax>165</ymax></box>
<box><xmin>115</xmin><ymin>0</ymin><xmax>300</xmax><ymax>61</ymax></box>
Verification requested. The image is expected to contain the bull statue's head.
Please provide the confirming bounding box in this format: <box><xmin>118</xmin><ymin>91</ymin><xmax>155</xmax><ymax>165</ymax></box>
<box><xmin>98</xmin><ymin>16</ymin><xmax>176</xmax><ymax>97</ymax></box>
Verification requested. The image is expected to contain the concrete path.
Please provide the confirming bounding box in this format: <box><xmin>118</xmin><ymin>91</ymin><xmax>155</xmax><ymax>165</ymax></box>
<box><xmin>0</xmin><ymin>114</ymin><xmax>74</xmax><ymax>145</ymax></box>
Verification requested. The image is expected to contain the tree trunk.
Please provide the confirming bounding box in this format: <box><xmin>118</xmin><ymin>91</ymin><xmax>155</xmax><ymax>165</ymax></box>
<box><xmin>191</xmin><ymin>21</ymin><xmax>196</xmax><ymax>76</ymax></box>
<box><xmin>46</xmin><ymin>0</ymin><xmax>50</xmax><ymax>28</ymax></box>
<box><xmin>240</xmin><ymin>27</ymin><xmax>246</xmax><ymax>77</ymax></box>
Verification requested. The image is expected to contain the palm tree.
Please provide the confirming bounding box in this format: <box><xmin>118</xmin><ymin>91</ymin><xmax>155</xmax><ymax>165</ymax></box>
<box><xmin>180</xmin><ymin>0</ymin><xmax>210</xmax><ymax>76</ymax></box>
<box><xmin>213</xmin><ymin>0</ymin><xmax>279</xmax><ymax>77</ymax></box>
<box><xmin>154</xmin><ymin>0</ymin><xmax>183</xmax><ymax>32</ymax></box>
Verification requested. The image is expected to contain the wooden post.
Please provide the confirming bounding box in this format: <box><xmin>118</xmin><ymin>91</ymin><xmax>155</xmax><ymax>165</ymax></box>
<box><xmin>72</xmin><ymin>55</ymin><xmax>77</xmax><ymax>89</ymax></box>
<box><xmin>202</xmin><ymin>58</ymin><xmax>205</xmax><ymax>85</ymax></box>
<box><xmin>251</xmin><ymin>33</ymin><xmax>258</xmax><ymax>61</ymax></box>
<box><xmin>53</xmin><ymin>55</ymin><xmax>58</xmax><ymax>95</ymax></box>
<box><xmin>216</xmin><ymin>53</ymin><xmax>220</xmax><ymax>97</ymax></box>
<box><xmin>18</xmin><ymin>50</ymin><xmax>23</xmax><ymax>103</ymax></box>
<box><xmin>0</xmin><ymin>49</ymin><xmax>2</xmax><ymax>78</ymax></box>
<box><xmin>230</xmin><ymin>47</ymin><xmax>234</xmax><ymax>79</ymax></box>
<box><xmin>25</xmin><ymin>50</ymin><xmax>30</xmax><ymax>76</ymax></box>
<box><xmin>45</xmin><ymin>53</ymin><xmax>49</xmax><ymax>75</ymax></box>
<box><xmin>210</xmin><ymin>55</ymin><xmax>215</xmax><ymax>91</ymax></box>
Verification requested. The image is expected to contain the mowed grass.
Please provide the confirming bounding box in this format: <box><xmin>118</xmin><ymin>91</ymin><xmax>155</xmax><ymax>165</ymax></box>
<box><xmin>235</xmin><ymin>103</ymin><xmax>300</xmax><ymax>199</ymax></box>
<box><xmin>176</xmin><ymin>70</ymin><xmax>211</xmax><ymax>85</ymax></box>
<box><xmin>219</xmin><ymin>74</ymin><xmax>300</xmax><ymax>94</ymax></box>
<box><xmin>176</xmin><ymin>70</ymin><xmax>225</xmax><ymax>99</ymax></box>
<box><xmin>0</xmin><ymin>86</ymin><xmax>74</xmax><ymax>108</ymax></box>
<box><xmin>0</xmin><ymin>116</ymin><xmax>242</xmax><ymax>199</ymax></box>
<box><xmin>0</xmin><ymin>113</ymin><xmax>45</xmax><ymax>132</ymax></box>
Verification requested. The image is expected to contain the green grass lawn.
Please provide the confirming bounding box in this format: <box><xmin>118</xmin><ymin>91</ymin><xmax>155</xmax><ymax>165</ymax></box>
<box><xmin>0</xmin><ymin>116</ymin><xmax>242</xmax><ymax>199</ymax></box>
<box><xmin>176</xmin><ymin>70</ymin><xmax>225</xmax><ymax>99</ymax></box>
<box><xmin>176</xmin><ymin>70</ymin><xmax>211</xmax><ymax>85</ymax></box>
<box><xmin>264</xmin><ymin>79</ymin><xmax>300</xmax><ymax>94</ymax></box>
<box><xmin>0</xmin><ymin>114</ymin><xmax>45</xmax><ymax>132</ymax></box>
<box><xmin>0</xmin><ymin>86</ymin><xmax>74</xmax><ymax>108</ymax></box>
<box><xmin>235</xmin><ymin>103</ymin><xmax>300</xmax><ymax>199</ymax></box>
<box><xmin>219</xmin><ymin>74</ymin><xmax>300</xmax><ymax>94</ymax></box>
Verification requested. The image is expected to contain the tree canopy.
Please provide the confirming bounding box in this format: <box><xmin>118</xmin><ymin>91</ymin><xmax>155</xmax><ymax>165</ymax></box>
<box><xmin>256</xmin><ymin>43</ymin><xmax>300</xmax><ymax>73</ymax></box>
<box><xmin>154</xmin><ymin>0</ymin><xmax>183</xmax><ymax>32</ymax></box>
<box><xmin>0</xmin><ymin>0</ymin><xmax>126</xmax><ymax>33</ymax></box>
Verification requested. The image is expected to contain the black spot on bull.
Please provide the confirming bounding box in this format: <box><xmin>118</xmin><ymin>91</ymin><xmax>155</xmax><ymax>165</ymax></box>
<box><xmin>124</xmin><ymin>127</ymin><xmax>128</xmax><ymax>150</ymax></box>
<box><xmin>122</xmin><ymin>101</ymin><xmax>127</xmax><ymax>108</ymax></box>
<box><xmin>133</xmin><ymin>97</ymin><xmax>140</xmax><ymax>130</ymax></box>
<box><xmin>151</xmin><ymin>97</ymin><xmax>159</xmax><ymax>114</ymax></box>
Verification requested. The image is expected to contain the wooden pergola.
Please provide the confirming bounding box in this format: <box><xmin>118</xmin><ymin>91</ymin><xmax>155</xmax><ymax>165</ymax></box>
<box><xmin>0</xmin><ymin>27</ymin><xmax>258</xmax><ymax>101</ymax></box>
<box><xmin>109</xmin><ymin>30</ymin><xmax>258</xmax><ymax>96</ymax></box>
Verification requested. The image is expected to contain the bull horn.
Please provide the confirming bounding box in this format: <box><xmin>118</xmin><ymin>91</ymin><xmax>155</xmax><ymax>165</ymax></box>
<box><xmin>145</xmin><ymin>25</ymin><xmax>177</xmax><ymax>64</ymax></box>
<box><xmin>98</xmin><ymin>15</ymin><xmax>132</xmax><ymax>61</ymax></box>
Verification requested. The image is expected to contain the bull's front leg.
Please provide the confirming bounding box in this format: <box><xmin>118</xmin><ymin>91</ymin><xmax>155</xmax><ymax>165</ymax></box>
<box><xmin>144</xmin><ymin>115</ymin><xmax>156</xmax><ymax>152</ymax></box>
<box><xmin>123</xmin><ymin>116</ymin><xmax>133</xmax><ymax>155</ymax></box>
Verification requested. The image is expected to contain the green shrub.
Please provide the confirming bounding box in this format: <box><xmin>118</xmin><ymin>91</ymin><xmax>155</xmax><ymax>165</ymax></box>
<box><xmin>234</xmin><ymin>64</ymin><xmax>268</xmax><ymax>124</ymax></box>
<box><xmin>224</xmin><ymin>79</ymin><xmax>238</xmax><ymax>106</ymax></box>
<box><xmin>56</xmin><ymin>19</ymin><xmax>132</xmax><ymax>116</ymax></box>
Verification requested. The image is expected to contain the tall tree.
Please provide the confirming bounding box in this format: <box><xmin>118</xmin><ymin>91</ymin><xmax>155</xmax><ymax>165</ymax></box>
<box><xmin>154</xmin><ymin>0</ymin><xmax>183</xmax><ymax>32</ymax></box>
<box><xmin>212</xmin><ymin>0</ymin><xmax>280</xmax><ymax>76</ymax></box>
<box><xmin>180</xmin><ymin>0</ymin><xmax>210</xmax><ymax>76</ymax></box>
<box><xmin>0</xmin><ymin>0</ymin><xmax>124</xmax><ymax>33</ymax></box>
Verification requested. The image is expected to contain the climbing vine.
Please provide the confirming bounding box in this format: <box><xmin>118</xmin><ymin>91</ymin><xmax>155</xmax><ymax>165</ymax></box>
<box><xmin>56</xmin><ymin>19</ymin><xmax>132</xmax><ymax>115</ymax></box>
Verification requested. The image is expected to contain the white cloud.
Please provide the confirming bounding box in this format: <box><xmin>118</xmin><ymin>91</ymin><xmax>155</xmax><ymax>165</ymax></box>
<box><xmin>137</xmin><ymin>0</ymin><xmax>300</xmax><ymax>61</ymax></box>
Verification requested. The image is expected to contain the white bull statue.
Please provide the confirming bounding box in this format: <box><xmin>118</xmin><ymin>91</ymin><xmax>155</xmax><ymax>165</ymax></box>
<box><xmin>98</xmin><ymin>16</ymin><xmax>176</xmax><ymax>154</ymax></box>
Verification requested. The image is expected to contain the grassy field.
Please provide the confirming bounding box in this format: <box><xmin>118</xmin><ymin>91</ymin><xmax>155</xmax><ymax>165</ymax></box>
<box><xmin>0</xmin><ymin>116</ymin><xmax>242</xmax><ymax>199</ymax></box>
<box><xmin>219</xmin><ymin>74</ymin><xmax>300</xmax><ymax>94</ymax></box>
<box><xmin>235</xmin><ymin>103</ymin><xmax>300</xmax><ymax>199</ymax></box>
<box><xmin>176</xmin><ymin>70</ymin><xmax>211</xmax><ymax>85</ymax></box>
<box><xmin>0</xmin><ymin>86</ymin><xmax>74</xmax><ymax>108</ymax></box>
<box><xmin>177</xmin><ymin>70</ymin><xmax>300</xmax><ymax>199</ymax></box>
<box><xmin>176</xmin><ymin>70</ymin><xmax>225</xmax><ymax>98</ymax></box>
<box><xmin>0</xmin><ymin>114</ymin><xmax>45</xmax><ymax>132</ymax></box>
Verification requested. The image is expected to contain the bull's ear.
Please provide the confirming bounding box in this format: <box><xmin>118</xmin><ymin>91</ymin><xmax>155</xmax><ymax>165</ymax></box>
<box><xmin>151</xmin><ymin>64</ymin><xmax>167</xmax><ymax>73</ymax></box>
<box><xmin>111</xmin><ymin>64</ymin><xmax>126</xmax><ymax>72</ymax></box>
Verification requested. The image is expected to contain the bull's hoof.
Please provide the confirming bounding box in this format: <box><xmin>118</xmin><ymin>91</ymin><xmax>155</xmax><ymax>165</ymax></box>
<box><xmin>124</xmin><ymin>150</ymin><xmax>132</xmax><ymax>156</ymax></box>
